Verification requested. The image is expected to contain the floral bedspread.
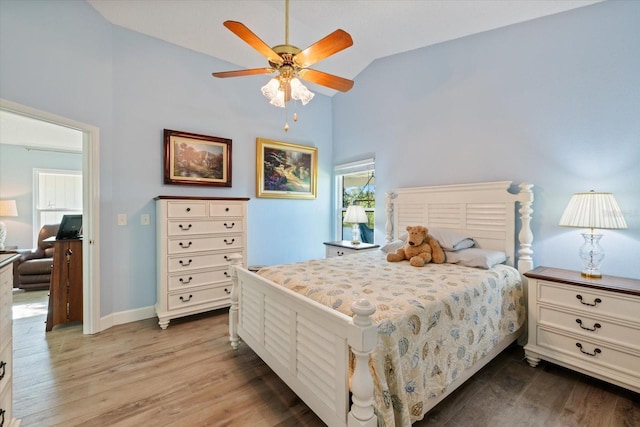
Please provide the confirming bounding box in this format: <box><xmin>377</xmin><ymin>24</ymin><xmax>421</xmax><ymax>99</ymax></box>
<box><xmin>256</xmin><ymin>251</ymin><xmax>526</xmax><ymax>427</ymax></box>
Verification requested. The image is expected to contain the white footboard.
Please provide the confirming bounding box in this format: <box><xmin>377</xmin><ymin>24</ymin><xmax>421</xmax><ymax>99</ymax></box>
<box><xmin>227</xmin><ymin>254</ymin><xmax>377</xmax><ymax>427</ymax></box>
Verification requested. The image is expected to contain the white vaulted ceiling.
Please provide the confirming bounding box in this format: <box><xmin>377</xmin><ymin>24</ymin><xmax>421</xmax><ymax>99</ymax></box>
<box><xmin>86</xmin><ymin>0</ymin><xmax>601</xmax><ymax>95</ymax></box>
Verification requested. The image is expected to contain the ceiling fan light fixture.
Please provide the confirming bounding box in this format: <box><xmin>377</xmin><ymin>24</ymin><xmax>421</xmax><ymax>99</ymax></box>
<box><xmin>261</xmin><ymin>78</ymin><xmax>285</xmax><ymax>107</ymax></box>
<box><xmin>290</xmin><ymin>77</ymin><xmax>314</xmax><ymax>105</ymax></box>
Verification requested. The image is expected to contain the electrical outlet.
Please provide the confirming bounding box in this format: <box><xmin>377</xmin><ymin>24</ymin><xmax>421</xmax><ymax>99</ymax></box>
<box><xmin>117</xmin><ymin>213</ymin><xmax>127</xmax><ymax>226</ymax></box>
<box><xmin>141</xmin><ymin>214</ymin><xmax>150</xmax><ymax>225</ymax></box>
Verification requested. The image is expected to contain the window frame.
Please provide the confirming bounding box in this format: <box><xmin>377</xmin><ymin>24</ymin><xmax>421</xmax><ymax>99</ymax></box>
<box><xmin>333</xmin><ymin>158</ymin><xmax>375</xmax><ymax>242</ymax></box>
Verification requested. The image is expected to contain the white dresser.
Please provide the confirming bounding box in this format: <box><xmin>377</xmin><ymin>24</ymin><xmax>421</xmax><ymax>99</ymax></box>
<box><xmin>1</xmin><ymin>253</ymin><xmax>21</xmax><ymax>427</ymax></box>
<box><xmin>524</xmin><ymin>266</ymin><xmax>640</xmax><ymax>393</ymax></box>
<box><xmin>155</xmin><ymin>196</ymin><xmax>249</xmax><ymax>329</ymax></box>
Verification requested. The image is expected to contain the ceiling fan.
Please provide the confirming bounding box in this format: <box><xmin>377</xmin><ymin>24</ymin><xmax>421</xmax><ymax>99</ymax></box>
<box><xmin>212</xmin><ymin>0</ymin><xmax>354</xmax><ymax>130</ymax></box>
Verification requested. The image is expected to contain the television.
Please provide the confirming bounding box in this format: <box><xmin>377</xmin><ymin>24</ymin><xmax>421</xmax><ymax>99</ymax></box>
<box><xmin>56</xmin><ymin>214</ymin><xmax>83</xmax><ymax>240</ymax></box>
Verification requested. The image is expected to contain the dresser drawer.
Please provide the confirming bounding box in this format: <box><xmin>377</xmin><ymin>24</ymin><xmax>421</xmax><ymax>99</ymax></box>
<box><xmin>0</xmin><ymin>381</ymin><xmax>14</xmax><ymax>426</ymax></box>
<box><xmin>209</xmin><ymin>203</ymin><xmax>244</xmax><ymax>217</ymax></box>
<box><xmin>538</xmin><ymin>281</ymin><xmax>638</xmax><ymax>323</ymax></box>
<box><xmin>168</xmin><ymin>252</ymin><xmax>235</xmax><ymax>273</ymax></box>
<box><xmin>0</xmin><ymin>274</ymin><xmax>11</xmax><ymax>335</ymax></box>
<box><xmin>168</xmin><ymin>268</ymin><xmax>231</xmax><ymax>291</ymax></box>
<box><xmin>168</xmin><ymin>219</ymin><xmax>243</xmax><ymax>236</ymax></box>
<box><xmin>0</xmin><ymin>338</ymin><xmax>12</xmax><ymax>391</ymax></box>
<box><xmin>539</xmin><ymin>306</ymin><xmax>640</xmax><ymax>351</ymax></box>
<box><xmin>168</xmin><ymin>285</ymin><xmax>231</xmax><ymax>310</ymax></box>
<box><xmin>168</xmin><ymin>234</ymin><xmax>243</xmax><ymax>254</ymax></box>
<box><xmin>537</xmin><ymin>327</ymin><xmax>640</xmax><ymax>379</ymax></box>
<box><xmin>167</xmin><ymin>201</ymin><xmax>207</xmax><ymax>218</ymax></box>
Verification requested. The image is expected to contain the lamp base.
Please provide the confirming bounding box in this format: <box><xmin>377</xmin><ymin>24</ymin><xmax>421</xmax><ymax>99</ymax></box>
<box><xmin>0</xmin><ymin>221</ymin><xmax>6</xmax><ymax>251</ymax></box>
<box><xmin>578</xmin><ymin>232</ymin><xmax>604</xmax><ymax>279</ymax></box>
<box><xmin>351</xmin><ymin>224</ymin><xmax>361</xmax><ymax>245</ymax></box>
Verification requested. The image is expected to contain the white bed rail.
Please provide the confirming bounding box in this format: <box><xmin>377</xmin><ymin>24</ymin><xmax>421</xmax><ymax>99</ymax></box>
<box><xmin>227</xmin><ymin>254</ymin><xmax>377</xmax><ymax>427</ymax></box>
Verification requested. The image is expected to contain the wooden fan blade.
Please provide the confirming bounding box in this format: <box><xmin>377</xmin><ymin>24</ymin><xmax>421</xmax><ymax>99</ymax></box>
<box><xmin>293</xmin><ymin>29</ymin><xmax>353</xmax><ymax>68</ymax></box>
<box><xmin>223</xmin><ymin>21</ymin><xmax>283</xmax><ymax>65</ymax></box>
<box><xmin>298</xmin><ymin>69</ymin><xmax>354</xmax><ymax>92</ymax></box>
<box><xmin>212</xmin><ymin>68</ymin><xmax>274</xmax><ymax>78</ymax></box>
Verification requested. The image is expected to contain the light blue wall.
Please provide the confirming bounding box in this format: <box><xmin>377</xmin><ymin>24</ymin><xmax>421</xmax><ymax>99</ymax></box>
<box><xmin>333</xmin><ymin>1</ymin><xmax>640</xmax><ymax>279</ymax></box>
<box><xmin>0</xmin><ymin>144</ymin><xmax>82</xmax><ymax>248</ymax></box>
<box><xmin>1</xmin><ymin>0</ymin><xmax>333</xmax><ymax>315</ymax></box>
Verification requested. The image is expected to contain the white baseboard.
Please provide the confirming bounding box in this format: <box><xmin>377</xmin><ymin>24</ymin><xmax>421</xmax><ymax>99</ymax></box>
<box><xmin>99</xmin><ymin>305</ymin><xmax>156</xmax><ymax>331</ymax></box>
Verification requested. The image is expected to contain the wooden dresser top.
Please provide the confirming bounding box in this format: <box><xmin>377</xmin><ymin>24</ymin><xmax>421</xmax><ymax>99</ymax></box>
<box><xmin>524</xmin><ymin>266</ymin><xmax>640</xmax><ymax>297</ymax></box>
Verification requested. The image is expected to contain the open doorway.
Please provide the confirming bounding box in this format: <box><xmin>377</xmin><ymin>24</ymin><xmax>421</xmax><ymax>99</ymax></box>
<box><xmin>0</xmin><ymin>99</ymin><xmax>100</xmax><ymax>334</ymax></box>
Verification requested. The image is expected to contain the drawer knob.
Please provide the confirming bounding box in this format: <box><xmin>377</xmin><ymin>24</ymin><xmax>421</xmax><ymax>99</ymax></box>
<box><xmin>179</xmin><ymin>277</ymin><xmax>193</xmax><ymax>284</ymax></box>
<box><xmin>179</xmin><ymin>241</ymin><xmax>193</xmax><ymax>248</ymax></box>
<box><xmin>179</xmin><ymin>294</ymin><xmax>193</xmax><ymax>302</ymax></box>
<box><xmin>224</xmin><ymin>238</ymin><xmax>235</xmax><ymax>245</ymax></box>
<box><xmin>225</xmin><ymin>207</ymin><xmax>230</xmax><ymax>212</ymax></box>
<box><xmin>179</xmin><ymin>259</ymin><xmax>192</xmax><ymax>266</ymax></box>
<box><xmin>337</xmin><ymin>251</ymin><xmax>344</xmax><ymax>256</ymax></box>
<box><xmin>224</xmin><ymin>222</ymin><xmax>235</xmax><ymax>229</ymax></box>
<box><xmin>224</xmin><ymin>288</ymin><xmax>231</xmax><ymax>294</ymax></box>
<box><xmin>186</xmin><ymin>207</ymin><xmax>191</xmax><ymax>213</ymax></box>
<box><xmin>1</xmin><ymin>408</ymin><xmax>5</xmax><ymax>426</ymax></box>
<box><xmin>0</xmin><ymin>360</ymin><xmax>6</xmax><ymax>380</ymax></box>
<box><xmin>576</xmin><ymin>319</ymin><xmax>601</xmax><ymax>332</ymax></box>
<box><xmin>576</xmin><ymin>294</ymin><xmax>601</xmax><ymax>307</ymax></box>
<box><xmin>576</xmin><ymin>342</ymin><xmax>601</xmax><ymax>357</ymax></box>
<box><xmin>224</xmin><ymin>271</ymin><xmax>230</xmax><ymax>277</ymax></box>
<box><xmin>179</xmin><ymin>224</ymin><xmax>192</xmax><ymax>230</ymax></box>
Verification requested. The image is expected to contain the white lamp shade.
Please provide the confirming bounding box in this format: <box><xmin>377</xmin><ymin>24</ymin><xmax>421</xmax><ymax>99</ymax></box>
<box><xmin>559</xmin><ymin>191</ymin><xmax>627</xmax><ymax>230</ymax></box>
<box><xmin>0</xmin><ymin>200</ymin><xmax>18</xmax><ymax>217</ymax></box>
<box><xmin>344</xmin><ymin>205</ymin><xmax>367</xmax><ymax>224</ymax></box>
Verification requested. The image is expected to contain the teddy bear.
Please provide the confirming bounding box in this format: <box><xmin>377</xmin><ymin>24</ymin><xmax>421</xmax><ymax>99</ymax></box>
<box><xmin>386</xmin><ymin>225</ymin><xmax>446</xmax><ymax>267</ymax></box>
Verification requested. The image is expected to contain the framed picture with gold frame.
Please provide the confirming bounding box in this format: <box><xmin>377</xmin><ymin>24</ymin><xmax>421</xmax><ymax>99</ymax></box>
<box><xmin>164</xmin><ymin>129</ymin><xmax>232</xmax><ymax>187</ymax></box>
<box><xmin>256</xmin><ymin>138</ymin><xmax>317</xmax><ymax>199</ymax></box>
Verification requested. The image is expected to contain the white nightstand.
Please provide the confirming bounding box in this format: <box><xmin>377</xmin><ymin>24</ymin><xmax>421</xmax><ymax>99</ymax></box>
<box><xmin>523</xmin><ymin>266</ymin><xmax>640</xmax><ymax>393</ymax></box>
<box><xmin>323</xmin><ymin>240</ymin><xmax>380</xmax><ymax>258</ymax></box>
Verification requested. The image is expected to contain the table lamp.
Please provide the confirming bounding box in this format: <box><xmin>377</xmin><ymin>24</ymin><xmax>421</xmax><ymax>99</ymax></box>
<box><xmin>559</xmin><ymin>190</ymin><xmax>627</xmax><ymax>278</ymax></box>
<box><xmin>344</xmin><ymin>205</ymin><xmax>368</xmax><ymax>245</ymax></box>
<box><xmin>0</xmin><ymin>199</ymin><xmax>19</xmax><ymax>251</ymax></box>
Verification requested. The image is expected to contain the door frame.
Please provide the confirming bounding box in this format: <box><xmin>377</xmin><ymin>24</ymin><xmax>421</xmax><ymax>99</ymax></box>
<box><xmin>1</xmin><ymin>98</ymin><xmax>101</xmax><ymax>334</ymax></box>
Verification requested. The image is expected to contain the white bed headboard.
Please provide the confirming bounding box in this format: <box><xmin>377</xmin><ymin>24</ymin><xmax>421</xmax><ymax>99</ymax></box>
<box><xmin>385</xmin><ymin>181</ymin><xmax>534</xmax><ymax>274</ymax></box>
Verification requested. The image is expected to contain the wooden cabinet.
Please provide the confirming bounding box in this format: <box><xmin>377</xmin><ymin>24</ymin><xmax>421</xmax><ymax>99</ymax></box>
<box><xmin>46</xmin><ymin>239</ymin><xmax>83</xmax><ymax>331</ymax></box>
<box><xmin>0</xmin><ymin>253</ymin><xmax>21</xmax><ymax>427</ymax></box>
<box><xmin>323</xmin><ymin>240</ymin><xmax>379</xmax><ymax>258</ymax></box>
<box><xmin>524</xmin><ymin>266</ymin><xmax>640</xmax><ymax>393</ymax></box>
<box><xmin>155</xmin><ymin>196</ymin><xmax>249</xmax><ymax>329</ymax></box>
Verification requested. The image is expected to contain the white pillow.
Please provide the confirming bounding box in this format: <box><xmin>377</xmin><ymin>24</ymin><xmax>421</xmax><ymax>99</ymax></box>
<box><xmin>380</xmin><ymin>239</ymin><xmax>404</xmax><ymax>253</ymax></box>
<box><xmin>429</xmin><ymin>228</ymin><xmax>475</xmax><ymax>251</ymax></box>
<box><xmin>445</xmin><ymin>248</ymin><xmax>508</xmax><ymax>269</ymax></box>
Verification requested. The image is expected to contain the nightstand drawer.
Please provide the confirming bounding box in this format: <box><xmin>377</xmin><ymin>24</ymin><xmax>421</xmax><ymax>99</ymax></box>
<box><xmin>537</xmin><ymin>327</ymin><xmax>640</xmax><ymax>379</ymax></box>
<box><xmin>326</xmin><ymin>246</ymin><xmax>357</xmax><ymax>257</ymax></box>
<box><xmin>538</xmin><ymin>281</ymin><xmax>637</xmax><ymax>323</ymax></box>
<box><xmin>539</xmin><ymin>305</ymin><xmax>640</xmax><ymax>351</ymax></box>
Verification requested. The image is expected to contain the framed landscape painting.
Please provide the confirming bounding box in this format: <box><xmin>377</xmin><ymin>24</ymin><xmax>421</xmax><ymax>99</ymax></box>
<box><xmin>256</xmin><ymin>138</ymin><xmax>317</xmax><ymax>199</ymax></box>
<box><xmin>164</xmin><ymin>129</ymin><xmax>232</xmax><ymax>187</ymax></box>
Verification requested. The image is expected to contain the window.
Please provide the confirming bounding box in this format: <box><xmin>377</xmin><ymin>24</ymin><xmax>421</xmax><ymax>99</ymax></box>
<box><xmin>33</xmin><ymin>168</ymin><xmax>82</xmax><ymax>242</ymax></box>
<box><xmin>334</xmin><ymin>159</ymin><xmax>375</xmax><ymax>243</ymax></box>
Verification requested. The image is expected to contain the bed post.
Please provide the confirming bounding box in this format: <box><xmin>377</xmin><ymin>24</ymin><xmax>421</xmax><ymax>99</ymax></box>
<box><xmin>385</xmin><ymin>191</ymin><xmax>395</xmax><ymax>243</ymax></box>
<box><xmin>348</xmin><ymin>299</ymin><xmax>377</xmax><ymax>427</ymax></box>
<box><xmin>227</xmin><ymin>253</ymin><xmax>242</xmax><ymax>350</ymax></box>
<box><xmin>517</xmin><ymin>183</ymin><xmax>534</xmax><ymax>275</ymax></box>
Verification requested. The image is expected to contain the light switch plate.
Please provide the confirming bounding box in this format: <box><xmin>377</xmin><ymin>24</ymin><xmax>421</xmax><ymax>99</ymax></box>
<box><xmin>117</xmin><ymin>214</ymin><xmax>127</xmax><ymax>226</ymax></box>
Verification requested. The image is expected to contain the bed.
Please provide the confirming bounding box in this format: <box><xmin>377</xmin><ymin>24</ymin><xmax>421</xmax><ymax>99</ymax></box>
<box><xmin>227</xmin><ymin>181</ymin><xmax>534</xmax><ymax>426</ymax></box>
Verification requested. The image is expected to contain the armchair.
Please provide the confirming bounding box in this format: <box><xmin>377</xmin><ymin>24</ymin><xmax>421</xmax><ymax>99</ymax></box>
<box><xmin>13</xmin><ymin>223</ymin><xmax>59</xmax><ymax>291</ymax></box>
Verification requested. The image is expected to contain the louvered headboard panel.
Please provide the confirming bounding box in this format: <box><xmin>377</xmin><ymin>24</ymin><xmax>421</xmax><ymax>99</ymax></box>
<box><xmin>385</xmin><ymin>181</ymin><xmax>534</xmax><ymax>274</ymax></box>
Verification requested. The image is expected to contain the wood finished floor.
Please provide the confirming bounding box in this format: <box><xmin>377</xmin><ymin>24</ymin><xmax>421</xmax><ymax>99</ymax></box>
<box><xmin>11</xmin><ymin>289</ymin><xmax>639</xmax><ymax>427</ymax></box>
